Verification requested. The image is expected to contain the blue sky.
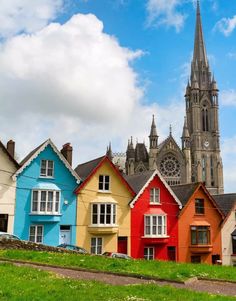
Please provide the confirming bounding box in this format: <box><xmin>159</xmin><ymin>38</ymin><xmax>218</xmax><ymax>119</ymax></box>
<box><xmin>0</xmin><ymin>0</ymin><xmax>235</xmax><ymax>192</ymax></box>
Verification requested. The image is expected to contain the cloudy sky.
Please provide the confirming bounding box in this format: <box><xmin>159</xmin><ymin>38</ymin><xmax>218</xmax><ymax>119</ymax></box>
<box><xmin>0</xmin><ymin>0</ymin><xmax>236</xmax><ymax>192</ymax></box>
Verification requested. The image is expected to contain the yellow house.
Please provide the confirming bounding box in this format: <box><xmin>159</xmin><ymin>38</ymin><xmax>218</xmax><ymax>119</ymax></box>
<box><xmin>75</xmin><ymin>156</ymin><xmax>135</xmax><ymax>255</ymax></box>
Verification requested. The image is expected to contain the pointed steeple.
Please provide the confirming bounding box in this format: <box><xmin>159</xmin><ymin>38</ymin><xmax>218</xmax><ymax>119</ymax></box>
<box><xmin>106</xmin><ymin>142</ymin><xmax>113</xmax><ymax>160</ymax></box>
<box><xmin>149</xmin><ymin>115</ymin><xmax>158</xmax><ymax>149</ymax></box>
<box><xmin>149</xmin><ymin>115</ymin><xmax>158</xmax><ymax>137</ymax></box>
<box><xmin>182</xmin><ymin>117</ymin><xmax>190</xmax><ymax>138</ymax></box>
<box><xmin>193</xmin><ymin>1</ymin><xmax>208</xmax><ymax>67</ymax></box>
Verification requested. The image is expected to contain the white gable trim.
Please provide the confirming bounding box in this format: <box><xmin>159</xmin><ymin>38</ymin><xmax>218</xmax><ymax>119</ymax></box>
<box><xmin>12</xmin><ymin>139</ymin><xmax>81</xmax><ymax>183</ymax></box>
<box><xmin>129</xmin><ymin>169</ymin><xmax>182</xmax><ymax>209</ymax></box>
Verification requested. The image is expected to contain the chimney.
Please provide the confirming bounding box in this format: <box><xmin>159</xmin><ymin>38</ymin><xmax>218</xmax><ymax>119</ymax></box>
<box><xmin>7</xmin><ymin>140</ymin><xmax>15</xmax><ymax>158</ymax></box>
<box><xmin>61</xmin><ymin>143</ymin><xmax>73</xmax><ymax>165</ymax></box>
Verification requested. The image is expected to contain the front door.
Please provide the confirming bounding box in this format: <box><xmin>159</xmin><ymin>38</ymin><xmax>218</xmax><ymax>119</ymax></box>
<box><xmin>0</xmin><ymin>214</ymin><xmax>8</xmax><ymax>232</ymax></box>
<box><xmin>167</xmin><ymin>246</ymin><xmax>176</xmax><ymax>261</ymax></box>
<box><xmin>118</xmin><ymin>237</ymin><xmax>127</xmax><ymax>254</ymax></box>
<box><xmin>59</xmin><ymin>225</ymin><xmax>71</xmax><ymax>245</ymax></box>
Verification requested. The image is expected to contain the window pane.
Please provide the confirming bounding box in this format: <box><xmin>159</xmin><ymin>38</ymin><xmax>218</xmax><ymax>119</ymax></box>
<box><xmin>32</xmin><ymin>191</ymin><xmax>38</xmax><ymax>212</ymax></box>
<box><xmin>55</xmin><ymin>192</ymin><xmax>60</xmax><ymax>213</ymax></box>
<box><xmin>99</xmin><ymin>175</ymin><xmax>104</xmax><ymax>190</ymax></box>
<box><xmin>100</xmin><ymin>204</ymin><xmax>105</xmax><ymax>224</ymax></box>
<box><xmin>40</xmin><ymin>191</ymin><xmax>46</xmax><ymax>212</ymax></box>
<box><xmin>40</xmin><ymin>160</ymin><xmax>47</xmax><ymax>176</ymax></box>
<box><xmin>92</xmin><ymin>204</ymin><xmax>98</xmax><ymax>224</ymax></box>
<box><xmin>47</xmin><ymin>191</ymin><xmax>53</xmax><ymax>212</ymax></box>
<box><xmin>106</xmin><ymin>204</ymin><xmax>111</xmax><ymax>224</ymax></box>
<box><xmin>113</xmin><ymin>205</ymin><xmax>116</xmax><ymax>224</ymax></box>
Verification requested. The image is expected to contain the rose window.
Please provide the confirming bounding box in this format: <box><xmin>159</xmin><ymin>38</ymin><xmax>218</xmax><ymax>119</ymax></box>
<box><xmin>160</xmin><ymin>155</ymin><xmax>180</xmax><ymax>177</ymax></box>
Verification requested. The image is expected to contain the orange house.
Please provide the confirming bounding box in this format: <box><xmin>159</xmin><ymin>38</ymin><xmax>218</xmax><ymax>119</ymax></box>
<box><xmin>172</xmin><ymin>183</ymin><xmax>224</xmax><ymax>264</ymax></box>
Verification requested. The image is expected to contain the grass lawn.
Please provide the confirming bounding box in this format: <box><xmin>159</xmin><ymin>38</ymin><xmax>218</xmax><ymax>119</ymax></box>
<box><xmin>0</xmin><ymin>262</ymin><xmax>234</xmax><ymax>301</ymax></box>
<box><xmin>0</xmin><ymin>249</ymin><xmax>236</xmax><ymax>283</ymax></box>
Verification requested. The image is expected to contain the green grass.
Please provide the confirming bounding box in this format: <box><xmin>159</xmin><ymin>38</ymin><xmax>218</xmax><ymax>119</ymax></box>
<box><xmin>0</xmin><ymin>262</ymin><xmax>234</xmax><ymax>301</ymax></box>
<box><xmin>0</xmin><ymin>249</ymin><xmax>236</xmax><ymax>283</ymax></box>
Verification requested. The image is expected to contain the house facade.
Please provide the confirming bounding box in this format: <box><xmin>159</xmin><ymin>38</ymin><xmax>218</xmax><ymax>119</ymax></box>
<box><xmin>0</xmin><ymin>140</ymin><xmax>19</xmax><ymax>233</ymax></box>
<box><xmin>172</xmin><ymin>183</ymin><xmax>224</xmax><ymax>264</ymax></box>
<box><xmin>75</xmin><ymin>156</ymin><xmax>135</xmax><ymax>255</ymax></box>
<box><xmin>13</xmin><ymin>140</ymin><xmax>80</xmax><ymax>246</ymax></box>
<box><xmin>214</xmin><ymin>194</ymin><xmax>236</xmax><ymax>266</ymax></box>
<box><xmin>126</xmin><ymin>170</ymin><xmax>182</xmax><ymax>261</ymax></box>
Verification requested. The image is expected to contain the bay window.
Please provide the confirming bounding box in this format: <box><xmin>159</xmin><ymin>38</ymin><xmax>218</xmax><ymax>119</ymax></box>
<box><xmin>191</xmin><ymin>226</ymin><xmax>210</xmax><ymax>245</ymax></box>
<box><xmin>144</xmin><ymin>215</ymin><xmax>167</xmax><ymax>237</ymax></box>
<box><xmin>92</xmin><ymin>203</ymin><xmax>116</xmax><ymax>226</ymax></box>
<box><xmin>31</xmin><ymin>190</ymin><xmax>60</xmax><ymax>214</ymax></box>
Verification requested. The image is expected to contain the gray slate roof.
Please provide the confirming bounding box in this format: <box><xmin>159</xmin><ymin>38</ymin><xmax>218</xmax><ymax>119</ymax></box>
<box><xmin>135</xmin><ymin>143</ymin><xmax>148</xmax><ymax>162</ymax></box>
<box><xmin>20</xmin><ymin>141</ymin><xmax>45</xmax><ymax>166</ymax></box>
<box><xmin>75</xmin><ymin>156</ymin><xmax>105</xmax><ymax>181</ymax></box>
<box><xmin>213</xmin><ymin>194</ymin><xmax>236</xmax><ymax>217</ymax></box>
<box><xmin>171</xmin><ymin>183</ymin><xmax>199</xmax><ymax>207</ymax></box>
<box><xmin>0</xmin><ymin>140</ymin><xmax>19</xmax><ymax>168</ymax></box>
<box><xmin>124</xmin><ymin>170</ymin><xmax>155</xmax><ymax>194</ymax></box>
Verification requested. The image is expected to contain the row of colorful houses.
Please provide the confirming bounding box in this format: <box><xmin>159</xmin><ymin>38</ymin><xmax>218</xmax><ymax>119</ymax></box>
<box><xmin>0</xmin><ymin>138</ymin><xmax>236</xmax><ymax>266</ymax></box>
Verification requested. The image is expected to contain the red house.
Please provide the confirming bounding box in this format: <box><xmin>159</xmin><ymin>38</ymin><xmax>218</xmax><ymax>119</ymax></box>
<box><xmin>125</xmin><ymin>170</ymin><xmax>182</xmax><ymax>261</ymax></box>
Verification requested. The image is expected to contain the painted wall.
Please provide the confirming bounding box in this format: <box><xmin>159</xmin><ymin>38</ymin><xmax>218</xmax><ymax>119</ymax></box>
<box><xmin>0</xmin><ymin>146</ymin><xmax>17</xmax><ymax>233</ymax></box>
<box><xmin>76</xmin><ymin>160</ymin><xmax>133</xmax><ymax>254</ymax></box>
<box><xmin>14</xmin><ymin>144</ymin><xmax>78</xmax><ymax>246</ymax></box>
<box><xmin>178</xmin><ymin>186</ymin><xmax>222</xmax><ymax>264</ymax></box>
<box><xmin>221</xmin><ymin>205</ymin><xmax>236</xmax><ymax>265</ymax></box>
<box><xmin>131</xmin><ymin>175</ymin><xmax>179</xmax><ymax>260</ymax></box>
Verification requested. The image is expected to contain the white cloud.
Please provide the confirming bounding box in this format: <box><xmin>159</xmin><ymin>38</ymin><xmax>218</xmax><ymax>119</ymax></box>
<box><xmin>221</xmin><ymin>89</ymin><xmax>236</xmax><ymax>107</ymax></box>
<box><xmin>0</xmin><ymin>0</ymin><xmax>63</xmax><ymax>38</ymax></box>
<box><xmin>146</xmin><ymin>0</ymin><xmax>186</xmax><ymax>32</ymax></box>
<box><xmin>227</xmin><ymin>52</ymin><xmax>236</xmax><ymax>59</ymax></box>
<box><xmin>215</xmin><ymin>15</ymin><xmax>236</xmax><ymax>36</ymax></box>
<box><xmin>222</xmin><ymin>136</ymin><xmax>236</xmax><ymax>193</ymax></box>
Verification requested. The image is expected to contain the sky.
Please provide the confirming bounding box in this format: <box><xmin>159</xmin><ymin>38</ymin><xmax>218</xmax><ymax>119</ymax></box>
<box><xmin>0</xmin><ymin>0</ymin><xmax>236</xmax><ymax>192</ymax></box>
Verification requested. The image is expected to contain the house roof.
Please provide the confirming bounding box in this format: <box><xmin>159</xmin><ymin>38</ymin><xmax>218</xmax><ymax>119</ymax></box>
<box><xmin>75</xmin><ymin>156</ymin><xmax>105</xmax><ymax>181</ymax></box>
<box><xmin>125</xmin><ymin>169</ymin><xmax>182</xmax><ymax>209</ymax></box>
<box><xmin>171</xmin><ymin>182</ymin><xmax>224</xmax><ymax>218</ymax></box>
<box><xmin>171</xmin><ymin>183</ymin><xmax>199</xmax><ymax>207</ymax></box>
<box><xmin>0</xmin><ymin>140</ymin><xmax>19</xmax><ymax>168</ymax></box>
<box><xmin>213</xmin><ymin>194</ymin><xmax>236</xmax><ymax>217</ymax></box>
<box><xmin>13</xmin><ymin>139</ymin><xmax>81</xmax><ymax>183</ymax></box>
<box><xmin>74</xmin><ymin>155</ymin><xmax>135</xmax><ymax>196</ymax></box>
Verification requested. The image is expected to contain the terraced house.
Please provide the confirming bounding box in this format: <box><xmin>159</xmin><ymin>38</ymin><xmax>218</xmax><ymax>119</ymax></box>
<box><xmin>172</xmin><ymin>183</ymin><xmax>224</xmax><ymax>264</ymax></box>
<box><xmin>125</xmin><ymin>170</ymin><xmax>182</xmax><ymax>261</ymax></box>
<box><xmin>75</xmin><ymin>156</ymin><xmax>135</xmax><ymax>255</ymax></box>
<box><xmin>13</xmin><ymin>139</ymin><xmax>80</xmax><ymax>246</ymax></box>
<box><xmin>0</xmin><ymin>140</ymin><xmax>19</xmax><ymax>233</ymax></box>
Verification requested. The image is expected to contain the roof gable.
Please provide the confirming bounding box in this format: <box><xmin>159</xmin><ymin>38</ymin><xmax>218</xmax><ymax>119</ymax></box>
<box><xmin>13</xmin><ymin>139</ymin><xmax>80</xmax><ymax>183</ymax></box>
<box><xmin>172</xmin><ymin>183</ymin><xmax>224</xmax><ymax>218</ymax></box>
<box><xmin>158</xmin><ymin>135</ymin><xmax>183</xmax><ymax>156</ymax></box>
<box><xmin>0</xmin><ymin>140</ymin><xmax>19</xmax><ymax>168</ymax></box>
<box><xmin>126</xmin><ymin>169</ymin><xmax>182</xmax><ymax>209</ymax></box>
<box><xmin>213</xmin><ymin>193</ymin><xmax>236</xmax><ymax>217</ymax></box>
<box><xmin>75</xmin><ymin>156</ymin><xmax>135</xmax><ymax>196</ymax></box>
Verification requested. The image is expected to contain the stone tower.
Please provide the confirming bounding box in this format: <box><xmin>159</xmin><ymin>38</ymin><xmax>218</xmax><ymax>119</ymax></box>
<box><xmin>185</xmin><ymin>0</ymin><xmax>224</xmax><ymax>194</ymax></box>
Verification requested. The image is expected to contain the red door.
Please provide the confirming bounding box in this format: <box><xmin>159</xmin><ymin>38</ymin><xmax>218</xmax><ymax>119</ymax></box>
<box><xmin>118</xmin><ymin>237</ymin><xmax>127</xmax><ymax>254</ymax></box>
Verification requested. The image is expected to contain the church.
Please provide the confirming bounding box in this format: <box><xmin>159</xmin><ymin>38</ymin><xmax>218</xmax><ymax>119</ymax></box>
<box><xmin>118</xmin><ymin>1</ymin><xmax>224</xmax><ymax>195</ymax></box>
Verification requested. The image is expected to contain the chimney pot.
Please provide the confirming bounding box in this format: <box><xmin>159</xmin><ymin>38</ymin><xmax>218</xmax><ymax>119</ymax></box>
<box><xmin>7</xmin><ymin>140</ymin><xmax>15</xmax><ymax>158</ymax></box>
<box><xmin>61</xmin><ymin>143</ymin><xmax>73</xmax><ymax>165</ymax></box>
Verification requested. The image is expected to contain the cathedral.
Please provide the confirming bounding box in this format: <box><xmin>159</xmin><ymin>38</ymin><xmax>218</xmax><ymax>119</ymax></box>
<box><xmin>123</xmin><ymin>1</ymin><xmax>224</xmax><ymax>195</ymax></box>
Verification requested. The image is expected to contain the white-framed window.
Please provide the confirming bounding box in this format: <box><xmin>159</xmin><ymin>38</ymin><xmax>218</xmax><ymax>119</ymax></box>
<box><xmin>98</xmin><ymin>175</ymin><xmax>110</xmax><ymax>191</ymax></box>
<box><xmin>144</xmin><ymin>215</ymin><xmax>167</xmax><ymax>237</ymax></box>
<box><xmin>144</xmin><ymin>247</ymin><xmax>154</xmax><ymax>260</ymax></box>
<box><xmin>29</xmin><ymin>225</ymin><xmax>43</xmax><ymax>243</ymax></box>
<box><xmin>91</xmin><ymin>237</ymin><xmax>102</xmax><ymax>254</ymax></box>
<box><xmin>40</xmin><ymin>160</ymin><xmax>54</xmax><ymax>177</ymax></box>
<box><xmin>91</xmin><ymin>203</ymin><xmax>116</xmax><ymax>226</ymax></box>
<box><xmin>31</xmin><ymin>190</ymin><xmax>60</xmax><ymax>214</ymax></box>
<box><xmin>150</xmin><ymin>188</ymin><xmax>160</xmax><ymax>204</ymax></box>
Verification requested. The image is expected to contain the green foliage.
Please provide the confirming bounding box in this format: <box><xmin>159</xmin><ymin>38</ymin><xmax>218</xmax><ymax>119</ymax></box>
<box><xmin>0</xmin><ymin>249</ymin><xmax>236</xmax><ymax>282</ymax></box>
<box><xmin>0</xmin><ymin>262</ymin><xmax>234</xmax><ymax>301</ymax></box>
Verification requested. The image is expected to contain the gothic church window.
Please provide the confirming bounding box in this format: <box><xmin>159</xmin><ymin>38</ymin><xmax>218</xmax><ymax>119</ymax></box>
<box><xmin>160</xmin><ymin>154</ymin><xmax>180</xmax><ymax>178</ymax></box>
<box><xmin>202</xmin><ymin>104</ymin><xmax>209</xmax><ymax>131</ymax></box>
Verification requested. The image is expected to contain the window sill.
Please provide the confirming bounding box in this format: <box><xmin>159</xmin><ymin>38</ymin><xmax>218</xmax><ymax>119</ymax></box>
<box><xmin>98</xmin><ymin>190</ymin><xmax>111</xmax><ymax>194</ymax></box>
<box><xmin>142</xmin><ymin>235</ymin><xmax>169</xmax><ymax>238</ymax></box>
<box><xmin>39</xmin><ymin>176</ymin><xmax>55</xmax><ymax>179</ymax></box>
<box><xmin>88</xmin><ymin>225</ymin><xmax>118</xmax><ymax>234</ymax></box>
<box><xmin>30</xmin><ymin>213</ymin><xmax>61</xmax><ymax>216</ymax></box>
<box><xmin>194</xmin><ymin>213</ymin><xmax>205</xmax><ymax>216</ymax></box>
<box><xmin>149</xmin><ymin>202</ymin><xmax>161</xmax><ymax>205</ymax></box>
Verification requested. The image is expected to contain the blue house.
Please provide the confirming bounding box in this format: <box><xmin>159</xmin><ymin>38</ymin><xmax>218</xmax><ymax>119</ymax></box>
<box><xmin>13</xmin><ymin>139</ymin><xmax>81</xmax><ymax>246</ymax></box>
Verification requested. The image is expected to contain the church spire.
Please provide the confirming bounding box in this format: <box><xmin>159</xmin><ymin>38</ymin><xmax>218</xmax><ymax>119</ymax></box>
<box><xmin>193</xmin><ymin>1</ymin><xmax>208</xmax><ymax>67</ymax></box>
<box><xmin>149</xmin><ymin>115</ymin><xmax>158</xmax><ymax>149</ymax></box>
